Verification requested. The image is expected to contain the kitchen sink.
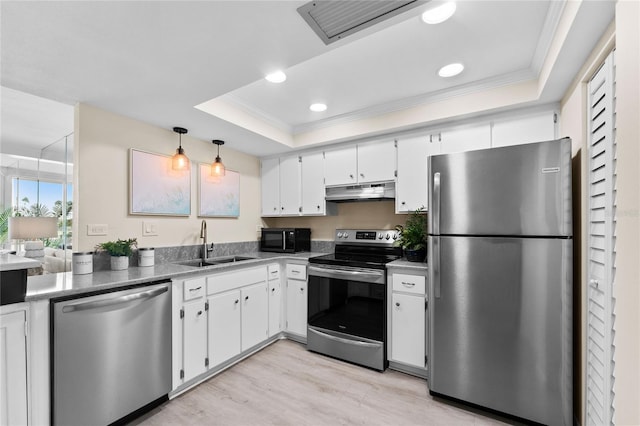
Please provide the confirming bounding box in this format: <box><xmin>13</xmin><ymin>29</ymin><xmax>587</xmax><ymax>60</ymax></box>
<box><xmin>206</xmin><ymin>256</ymin><xmax>256</xmax><ymax>265</ymax></box>
<box><xmin>174</xmin><ymin>256</ymin><xmax>256</xmax><ymax>268</ymax></box>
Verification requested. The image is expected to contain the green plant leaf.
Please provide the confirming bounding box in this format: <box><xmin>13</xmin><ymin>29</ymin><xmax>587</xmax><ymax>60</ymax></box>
<box><xmin>96</xmin><ymin>238</ymin><xmax>137</xmax><ymax>257</ymax></box>
<box><xmin>394</xmin><ymin>207</ymin><xmax>427</xmax><ymax>250</ymax></box>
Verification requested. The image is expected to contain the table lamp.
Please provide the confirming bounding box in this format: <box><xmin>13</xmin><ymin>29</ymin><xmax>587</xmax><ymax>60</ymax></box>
<box><xmin>8</xmin><ymin>217</ymin><xmax>58</xmax><ymax>261</ymax></box>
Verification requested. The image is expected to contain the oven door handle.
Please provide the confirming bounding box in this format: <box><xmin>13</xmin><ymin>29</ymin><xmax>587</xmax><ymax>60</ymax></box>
<box><xmin>308</xmin><ymin>327</ymin><xmax>381</xmax><ymax>349</ymax></box>
<box><xmin>308</xmin><ymin>265</ymin><xmax>385</xmax><ymax>283</ymax></box>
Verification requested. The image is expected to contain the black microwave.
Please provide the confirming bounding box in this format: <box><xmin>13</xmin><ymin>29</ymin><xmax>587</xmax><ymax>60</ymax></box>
<box><xmin>260</xmin><ymin>228</ymin><xmax>311</xmax><ymax>253</ymax></box>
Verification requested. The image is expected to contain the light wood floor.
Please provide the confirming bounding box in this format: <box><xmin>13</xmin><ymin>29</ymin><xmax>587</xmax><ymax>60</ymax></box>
<box><xmin>131</xmin><ymin>340</ymin><xmax>516</xmax><ymax>426</ymax></box>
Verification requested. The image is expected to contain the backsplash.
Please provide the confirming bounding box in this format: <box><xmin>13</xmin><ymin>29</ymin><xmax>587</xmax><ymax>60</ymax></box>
<box><xmin>91</xmin><ymin>240</ymin><xmax>333</xmax><ymax>271</ymax></box>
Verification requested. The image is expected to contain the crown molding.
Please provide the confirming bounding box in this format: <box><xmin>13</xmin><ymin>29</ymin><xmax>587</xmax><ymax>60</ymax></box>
<box><xmin>220</xmin><ymin>93</ymin><xmax>293</xmax><ymax>135</ymax></box>
<box><xmin>530</xmin><ymin>0</ymin><xmax>567</xmax><ymax>76</ymax></box>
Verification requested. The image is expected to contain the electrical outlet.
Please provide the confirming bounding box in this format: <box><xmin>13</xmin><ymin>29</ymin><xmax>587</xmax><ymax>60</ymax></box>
<box><xmin>143</xmin><ymin>221</ymin><xmax>158</xmax><ymax>236</ymax></box>
<box><xmin>87</xmin><ymin>224</ymin><xmax>108</xmax><ymax>236</ymax></box>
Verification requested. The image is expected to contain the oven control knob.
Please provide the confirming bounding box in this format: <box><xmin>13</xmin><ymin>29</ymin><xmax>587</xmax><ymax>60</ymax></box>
<box><xmin>392</xmin><ymin>234</ymin><xmax>397</xmax><ymax>240</ymax></box>
<box><xmin>337</xmin><ymin>232</ymin><xmax>343</xmax><ymax>238</ymax></box>
<box><xmin>343</xmin><ymin>232</ymin><xmax>349</xmax><ymax>238</ymax></box>
<box><xmin>378</xmin><ymin>233</ymin><xmax>383</xmax><ymax>239</ymax></box>
<box><xmin>385</xmin><ymin>234</ymin><xmax>390</xmax><ymax>240</ymax></box>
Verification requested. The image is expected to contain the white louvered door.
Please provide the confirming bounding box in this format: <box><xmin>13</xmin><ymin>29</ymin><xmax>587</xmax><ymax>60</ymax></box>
<box><xmin>586</xmin><ymin>51</ymin><xmax>617</xmax><ymax>426</ymax></box>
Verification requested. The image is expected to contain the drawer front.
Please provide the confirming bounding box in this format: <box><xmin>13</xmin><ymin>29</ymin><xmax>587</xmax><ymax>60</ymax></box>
<box><xmin>207</xmin><ymin>266</ymin><xmax>267</xmax><ymax>295</ymax></box>
<box><xmin>286</xmin><ymin>264</ymin><xmax>306</xmax><ymax>280</ymax></box>
<box><xmin>267</xmin><ymin>263</ymin><xmax>280</xmax><ymax>280</ymax></box>
<box><xmin>183</xmin><ymin>277</ymin><xmax>206</xmax><ymax>301</ymax></box>
<box><xmin>392</xmin><ymin>273</ymin><xmax>425</xmax><ymax>294</ymax></box>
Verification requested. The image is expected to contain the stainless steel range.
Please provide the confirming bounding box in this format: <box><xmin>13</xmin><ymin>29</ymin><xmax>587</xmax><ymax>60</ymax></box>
<box><xmin>307</xmin><ymin>229</ymin><xmax>402</xmax><ymax>371</ymax></box>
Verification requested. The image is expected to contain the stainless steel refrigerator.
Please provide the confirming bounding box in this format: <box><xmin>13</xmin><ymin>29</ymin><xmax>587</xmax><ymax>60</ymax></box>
<box><xmin>427</xmin><ymin>138</ymin><xmax>572</xmax><ymax>426</ymax></box>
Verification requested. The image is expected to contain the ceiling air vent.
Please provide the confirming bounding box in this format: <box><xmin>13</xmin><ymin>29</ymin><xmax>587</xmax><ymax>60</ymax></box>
<box><xmin>297</xmin><ymin>0</ymin><xmax>423</xmax><ymax>45</ymax></box>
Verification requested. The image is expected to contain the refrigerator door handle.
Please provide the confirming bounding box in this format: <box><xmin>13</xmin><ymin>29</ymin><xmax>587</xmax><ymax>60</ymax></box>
<box><xmin>433</xmin><ymin>172</ymin><xmax>441</xmax><ymax>235</ymax></box>
<box><xmin>432</xmin><ymin>236</ymin><xmax>440</xmax><ymax>298</ymax></box>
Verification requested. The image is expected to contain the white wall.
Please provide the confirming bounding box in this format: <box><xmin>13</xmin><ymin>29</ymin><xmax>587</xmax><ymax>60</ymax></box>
<box><xmin>74</xmin><ymin>103</ymin><xmax>263</xmax><ymax>251</ymax></box>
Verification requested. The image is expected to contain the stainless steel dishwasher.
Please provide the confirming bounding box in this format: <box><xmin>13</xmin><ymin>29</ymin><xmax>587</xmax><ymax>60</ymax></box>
<box><xmin>51</xmin><ymin>280</ymin><xmax>172</xmax><ymax>426</ymax></box>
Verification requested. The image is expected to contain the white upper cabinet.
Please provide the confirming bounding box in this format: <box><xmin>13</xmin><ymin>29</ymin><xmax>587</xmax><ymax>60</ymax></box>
<box><xmin>357</xmin><ymin>140</ymin><xmax>396</xmax><ymax>184</ymax></box>
<box><xmin>324</xmin><ymin>145</ymin><xmax>357</xmax><ymax>186</ymax></box>
<box><xmin>491</xmin><ymin>111</ymin><xmax>557</xmax><ymax>147</ymax></box>
<box><xmin>396</xmin><ymin>135</ymin><xmax>430</xmax><ymax>213</ymax></box>
<box><xmin>300</xmin><ymin>152</ymin><xmax>326</xmax><ymax>215</ymax></box>
<box><xmin>260</xmin><ymin>157</ymin><xmax>280</xmax><ymax>216</ymax></box>
<box><xmin>439</xmin><ymin>123</ymin><xmax>491</xmax><ymax>155</ymax></box>
<box><xmin>278</xmin><ymin>155</ymin><xmax>301</xmax><ymax>215</ymax></box>
<box><xmin>324</xmin><ymin>140</ymin><xmax>396</xmax><ymax>186</ymax></box>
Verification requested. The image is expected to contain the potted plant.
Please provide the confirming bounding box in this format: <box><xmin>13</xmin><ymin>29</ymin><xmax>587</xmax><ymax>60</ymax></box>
<box><xmin>394</xmin><ymin>207</ymin><xmax>427</xmax><ymax>262</ymax></box>
<box><xmin>96</xmin><ymin>238</ymin><xmax>137</xmax><ymax>271</ymax></box>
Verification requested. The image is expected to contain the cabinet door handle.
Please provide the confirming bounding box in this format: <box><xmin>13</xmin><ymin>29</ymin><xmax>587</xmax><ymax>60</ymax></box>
<box><xmin>300</xmin><ymin>287</ymin><xmax>304</xmax><ymax>292</ymax></box>
<box><xmin>234</xmin><ymin>299</ymin><xmax>239</xmax><ymax>304</ymax></box>
<box><xmin>395</xmin><ymin>302</ymin><xmax>400</xmax><ymax>307</ymax></box>
<box><xmin>401</xmin><ymin>201</ymin><xmax>406</xmax><ymax>205</ymax></box>
<box><xmin>349</xmin><ymin>174</ymin><xmax>354</xmax><ymax>179</ymax></box>
<box><xmin>401</xmin><ymin>282</ymin><xmax>415</xmax><ymax>287</ymax></box>
<box><xmin>360</xmin><ymin>173</ymin><xmax>364</xmax><ymax>178</ymax></box>
<box><xmin>317</xmin><ymin>205</ymin><xmax>320</xmax><ymax>209</ymax></box>
<box><xmin>189</xmin><ymin>286</ymin><xmax>202</xmax><ymax>292</ymax></box>
<box><xmin>245</xmin><ymin>296</ymin><xmax>249</xmax><ymax>301</ymax></box>
<box><xmin>271</xmin><ymin>288</ymin><xmax>275</xmax><ymax>292</ymax></box>
<box><xmin>197</xmin><ymin>310</ymin><xmax>203</xmax><ymax>316</ymax></box>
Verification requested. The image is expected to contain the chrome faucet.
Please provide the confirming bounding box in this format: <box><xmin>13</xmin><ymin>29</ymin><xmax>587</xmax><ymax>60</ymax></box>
<box><xmin>200</xmin><ymin>220</ymin><xmax>214</xmax><ymax>260</ymax></box>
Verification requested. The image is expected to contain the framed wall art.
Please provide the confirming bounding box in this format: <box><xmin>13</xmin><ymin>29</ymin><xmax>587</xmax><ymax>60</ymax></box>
<box><xmin>198</xmin><ymin>163</ymin><xmax>240</xmax><ymax>217</ymax></box>
<box><xmin>129</xmin><ymin>149</ymin><xmax>191</xmax><ymax>216</ymax></box>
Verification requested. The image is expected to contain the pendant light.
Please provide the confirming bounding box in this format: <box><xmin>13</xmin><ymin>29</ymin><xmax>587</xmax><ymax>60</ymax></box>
<box><xmin>171</xmin><ymin>127</ymin><xmax>190</xmax><ymax>171</ymax></box>
<box><xmin>211</xmin><ymin>140</ymin><xmax>226</xmax><ymax>178</ymax></box>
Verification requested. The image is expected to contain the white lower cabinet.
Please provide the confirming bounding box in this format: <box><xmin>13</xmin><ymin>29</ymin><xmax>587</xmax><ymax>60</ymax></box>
<box><xmin>285</xmin><ymin>264</ymin><xmax>307</xmax><ymax>338</ymax></box>
<box><xmin>0</xmin><ymin>306</ymin><xmax>28</xmax><ymax>426</ymax></box>
<box><xmin>173</xmin><ymin>265</ymin><xmax>269</xmax><ymax>391</ymax></box>
<box><xmin>207</xmin><ymin>280</ymin><xmax>270</xmax><ymax>368</ymax></box>
<box><xmin>391</xmin><ymin>293</ymin><xmax>425</xmax><ymax>367</ymax></box>
<box><xmin>171</xmin><ymin>261</ymin><xmax>316</xmax><ymax>392</ymax></box>
<box><xmin>182</xmin><ymin>299</ymin><xmax>208</xmax><ymax>382</ymax></box>
<box><xmin>208</xmin><ymin>290</ymin><xmax>241</xmax><ymax>367</ymax></box>
<box><xmin>268</xmin><ymin>263</ymin><xmax>283</xmax><ymax>337</ymax></box>
<box><xmin>240</xmin><ymin>282</ymin><xmax>269</xmax><ymax>350</ymax></box>
<box><xmin>174</xmin><ymin>276</ymin><xmax>208</xmax><ymax>384</ymax></box>
<box><xmin>388</xmin><ymin>270</ymin><xmax>428</xmax><ymax>372</ymax></box>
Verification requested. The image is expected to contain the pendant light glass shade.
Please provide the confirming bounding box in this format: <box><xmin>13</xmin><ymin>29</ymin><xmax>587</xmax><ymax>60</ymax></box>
<box><xmin>171</xmin><ymin>127</ymin><xmax>190</xmax><ymax>171</ymax></box>
<box><xmin>211</xmin><ymin>140</ymin><xmax>226</xmax><ymax>178</ymax></box>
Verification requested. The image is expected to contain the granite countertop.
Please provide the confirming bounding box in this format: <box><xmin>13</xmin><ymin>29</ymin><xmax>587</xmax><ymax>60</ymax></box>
<box><xmin>387</xmin><ymin>258</ymin><xmax>428</xmax><ymax>271</ymax></box>
<box><xmin>0</xmin><ymin>254</ymin><xmax>41</xmax><ymax>272</ymax></box>
<box><xmin>26</xmin><ymin>251</ymin><xmax>326</xmax><ymax>302</ymax></box>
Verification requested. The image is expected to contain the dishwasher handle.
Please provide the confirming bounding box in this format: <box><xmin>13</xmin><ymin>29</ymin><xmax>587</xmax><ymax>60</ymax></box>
<box><xmin>61</xmin><ymin>285</ymin><xmax>169</xmax><ymax>313</ymax></box>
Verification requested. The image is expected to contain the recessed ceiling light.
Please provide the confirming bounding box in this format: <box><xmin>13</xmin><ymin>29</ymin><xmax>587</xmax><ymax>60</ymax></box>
<box><xmin>310</xmin><ymin>103</ymin><xmax>327</xmax><ymax>112</ymax></box>
<box><xmin>421</xmin><ymin>2</ymin><xmax>456</xmax><ymax>24</ymax></box>
<box><xmin>265</xmin><ymin>71</ymin><xmax>287</xmax><ymax>83</ymax></box>
<box><xmin>438</xmin><ymin>63</ymin><xmax>464</xmax><ymax>77</ymax></box>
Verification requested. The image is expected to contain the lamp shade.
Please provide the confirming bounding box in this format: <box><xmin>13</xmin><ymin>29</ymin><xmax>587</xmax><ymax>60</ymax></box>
<box><xmin>9</xmin><ymin>217</ymin><xmax>58</xmax><ymax>239</ymax></box>
<box><xmin>211</xmin><ymin>139</ymin><xmax>226</xmax><ymax>178</ymax></box>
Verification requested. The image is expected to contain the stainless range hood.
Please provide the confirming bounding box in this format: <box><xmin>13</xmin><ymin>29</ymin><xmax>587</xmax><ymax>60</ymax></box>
<box><xmin>325</xmin><ymin>182</ymin><xmax>395</xmax><ymax>202</ymax></box>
